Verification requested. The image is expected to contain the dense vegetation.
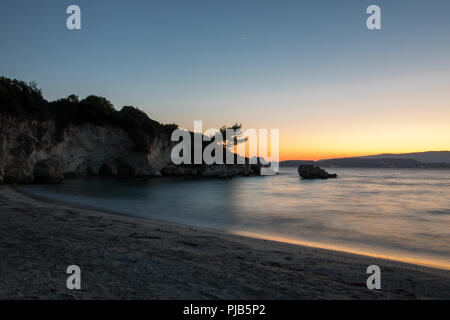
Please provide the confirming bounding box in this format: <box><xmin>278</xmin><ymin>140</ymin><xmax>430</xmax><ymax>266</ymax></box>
<box><xmin>0</xmin><ymin>77</ymin><xmax>178</xmax><ymax>151</ymax></box>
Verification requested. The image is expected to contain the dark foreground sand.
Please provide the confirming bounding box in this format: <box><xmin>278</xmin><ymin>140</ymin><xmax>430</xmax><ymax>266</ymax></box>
<box><xmin>0</xmin><ymin>186</ymin><xmax>449</xmax><ymax>299</ymax></box>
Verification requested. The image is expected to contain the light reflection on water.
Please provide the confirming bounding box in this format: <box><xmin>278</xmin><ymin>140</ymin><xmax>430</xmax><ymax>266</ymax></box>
<box><xmin>19</xmin><ymin>167</ymin><xmax>450</xmax><ymax>269</ymax></box>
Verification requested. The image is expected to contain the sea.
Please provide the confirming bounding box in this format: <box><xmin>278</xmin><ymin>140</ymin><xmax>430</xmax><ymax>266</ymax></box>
<box><xmin>18</xmin><ymin>167</ymin><xmax>450</xmax><ymax>269</ymax></box>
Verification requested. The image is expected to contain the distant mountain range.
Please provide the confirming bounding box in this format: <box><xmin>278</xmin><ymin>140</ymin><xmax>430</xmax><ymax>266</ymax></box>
<box><xmin>359</xmin><ymin>151</ymin><xmax>450</xmax><ymax>163</ymax></box>
<box><xmin>280</xmin><ymin>151</ymin><xmax>450</xmax><ymax>169</ymax></box>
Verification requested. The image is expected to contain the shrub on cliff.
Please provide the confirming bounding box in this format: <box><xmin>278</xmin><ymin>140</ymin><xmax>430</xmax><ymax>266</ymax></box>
<box><xmin>0</xmin><ymin>77</ymin><xmax>48</xmax><ymax>119</ymax></box>
<box><xmin>0</xmin><ymin>76</ymin><xmax>178</xmax><ymax>152</ymax></box>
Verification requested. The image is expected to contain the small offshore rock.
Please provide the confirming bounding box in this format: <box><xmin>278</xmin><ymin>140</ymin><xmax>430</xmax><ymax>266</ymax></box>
<box><xmin>298</xmin><ymin>164</ymin><xmax>337</xmax><ymax>179</ymax></box>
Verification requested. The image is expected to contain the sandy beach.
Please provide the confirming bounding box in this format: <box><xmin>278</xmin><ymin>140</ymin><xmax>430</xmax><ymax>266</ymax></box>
<box><xmin>0</xmin><ymin>185</ymin><xmax>449</xmax><ymax>299</ymax></box>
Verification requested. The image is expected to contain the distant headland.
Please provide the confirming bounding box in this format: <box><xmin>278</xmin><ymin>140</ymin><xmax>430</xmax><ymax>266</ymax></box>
<box><xmin>280</xmin><ymin>151</ymin><xmax>450</xmax><ymax>169</ymax></box>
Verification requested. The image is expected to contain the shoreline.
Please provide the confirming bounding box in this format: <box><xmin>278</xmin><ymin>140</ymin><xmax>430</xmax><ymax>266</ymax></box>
<box><xmin>16</xmin><ymin>183</ymin><xmax>450</xmax><ymax>272</ymax></box>
<box><xmin>229</xmin><ymin>231</ymin><xmax>450</xmax><ymax>272</ymax></box>
<box><xmin>1</xmin><ymin>186</ymin><xmax>450</xmax><ymax>299</ymax></box>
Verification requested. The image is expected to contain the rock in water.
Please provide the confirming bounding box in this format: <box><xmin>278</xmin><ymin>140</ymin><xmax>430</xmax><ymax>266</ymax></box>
<box><xmin>33</xmin><ymin>159</ymin><xmax>64</xmax><ymax>184</ymax></box>
<box><xmin>298</xmin><ymin>164</ymin><xmax>337</xmax><ymax>179</ymax></box>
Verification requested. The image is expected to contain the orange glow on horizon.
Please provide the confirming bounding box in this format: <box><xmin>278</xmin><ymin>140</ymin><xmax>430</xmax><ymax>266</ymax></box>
<box><xmin>278</xmin><ymin>150</ymin><xmax>446</xmax><ymax>162</ymax></box>
<box><xmin>180</xmin><ymin>105</ymin><xmax>450</xmax><ymax>162</ymax></box>
<box><xmin>278</xmin><ymin>149</ymin><xmax>450</xmax><ymax>162</ymax></box>
<box><xmin>279</xmin><ymin>152</ymin><xmax>370</xmax><ymax>162</ymax></box>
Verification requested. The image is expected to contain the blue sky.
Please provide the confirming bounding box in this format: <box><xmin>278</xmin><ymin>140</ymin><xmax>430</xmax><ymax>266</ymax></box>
<box><xmin>1</xmin><ymin>0</ymin><xmax>449</xmax><ymax>158</ymax></box>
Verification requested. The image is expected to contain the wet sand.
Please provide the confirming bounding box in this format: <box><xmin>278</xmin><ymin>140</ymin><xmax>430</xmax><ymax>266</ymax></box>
<box><xmin>0</xmin><ymin>186</ymin><xmax>449</xmax><ymax>299</ymax></box>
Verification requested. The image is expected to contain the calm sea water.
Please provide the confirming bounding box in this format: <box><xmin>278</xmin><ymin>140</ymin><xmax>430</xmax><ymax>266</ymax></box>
<box><xmin>19</xmin><ymin>168</ymin><xmax>450</xmax><ymax>269</ymax></box>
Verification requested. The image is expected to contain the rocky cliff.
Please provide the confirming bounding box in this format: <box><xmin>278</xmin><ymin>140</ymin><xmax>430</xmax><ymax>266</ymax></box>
<box><xmin>0</xmin><ymin>114</ymin><xmax>173</xmax><ymax>184</ymax></box>
<box><xmin>0</xmin><ymin>77</ymin><xmax>260</xmax><ymax>184</ymax></box>
<box><xmin>0</xmin><ymin>114</ymin><xmax>260</xmax><ymax>184</ymax></box>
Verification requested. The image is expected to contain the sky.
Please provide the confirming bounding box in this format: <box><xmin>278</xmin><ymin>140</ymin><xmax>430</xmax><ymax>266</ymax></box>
<box><xmin>1</xmin><ymin>0</ymin><xmax>449</xmax><ymax>160</ymax></box>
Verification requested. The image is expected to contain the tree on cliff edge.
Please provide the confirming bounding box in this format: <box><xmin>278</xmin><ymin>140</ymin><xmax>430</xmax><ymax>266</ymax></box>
<box><xmin>220</xmin><ymin>123</ymin><xmax>248</xmax><ymax>154</ymax></box>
